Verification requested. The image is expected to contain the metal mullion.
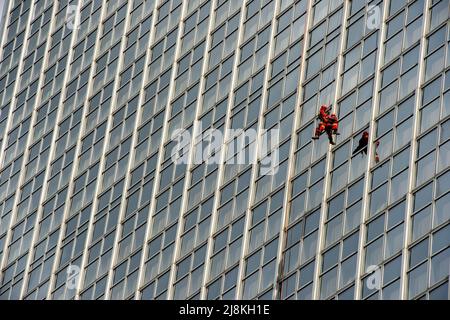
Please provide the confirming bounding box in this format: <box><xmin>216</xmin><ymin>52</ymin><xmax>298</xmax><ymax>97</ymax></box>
<box><xmin>18</xmin><ymin>1</ymin><xmax>82</xmax><ymax>300</ymax></box>
<box><xmin>102</xmin><ymin>0</ymin><xmax>160</xmax><ymax>301</ymax></box>
<box><xmin>73</xmin><ymin>0</ymin><xmax>135</xmax><ymax>300</ymax></box>
<box><xmin>131</xmin><ymin>0</ymin><xmax>189</xmax><ymax>300</ymax></box>
<box><xmin>312</xmin><ymin>0</ymin><xmax>349</xmax><ymax>300</ymax></box>
<box><xmin>353</xmin><ymin>0</ymin><xmax>389</xmax><ymax>300</ymax></box>
<box><xmin>399</xmin><ymin>0</ymin><xmax>431</xmax><ymax>301</ymax></box>
<box><xmin>0</xmin><ymin>0</ymin><xmax>9</xmax><ymax>44</ymax></box>
<box><xmin>44</xmin><ymin>0</ymin><xmax>109</xmax><ymax>300</ymax></box>
<box><xmin>0</xmin><ymin>0</ymin><xmax>36</xmax><ymax>283</ymax></box>
<box><xmin>130</xmin><ymin>0</ymin><xmax>160</xmax><ymax>301</ymax></box>
<box><xmin>235</xmin><ymin>0</ymin><xmax>281</xmax><ymax>300</ymax></box>
<box><xmin>165</xmin><ymin>0</ymin><xmax>217</xmax><ymax>300</ymax></box>
<box><xmin>0</xmin><ymin>0</ymin><xmax>61</xmax><ymax>289</ymax></box>
<box><xmin>274</xmin><ymin>0</ymin><xmax>313</xmax><ymax>300</ymax></box>
<box><xmin>199</xmin><ymin>1</ymin><xmax>250</xmax><ymax>300</ymax></box>
<box><xmin>0</xmin><ymin>0</ymin><xmax>31</xmax><ymax>167</ymax></box>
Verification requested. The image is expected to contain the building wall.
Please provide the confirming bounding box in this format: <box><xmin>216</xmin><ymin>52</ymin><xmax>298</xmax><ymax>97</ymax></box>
<box><xmin>0</xmin><ymin>0</ymin><xmax>448</xmax><ymax>300</ymax></box>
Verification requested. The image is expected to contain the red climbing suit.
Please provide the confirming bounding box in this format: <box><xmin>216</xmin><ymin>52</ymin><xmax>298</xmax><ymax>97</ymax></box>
<box><xmin>326</xmin><ymin>114</ymin><xmax>339</xmax><ymax>134</ymax></box>
<box><xmin>314</xmin><ymin>105</ymin><xmax>330</xmax><ymax>137</ymax></box>
<box><xmin>318</xmin><ymin>105</ymin><xmax>330</xmax><ymax>122</ymax></box>
<box><xmin>313</xmin><ymin>105</ymin><xmax>339</xmax><ymax>144</ymax></box>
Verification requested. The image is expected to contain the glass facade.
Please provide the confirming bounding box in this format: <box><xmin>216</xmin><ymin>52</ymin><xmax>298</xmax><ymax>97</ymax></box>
<box><xmin>0</xmin><ymin>0</ymin><xmax>448</xmax><ymax>300</ymax></box>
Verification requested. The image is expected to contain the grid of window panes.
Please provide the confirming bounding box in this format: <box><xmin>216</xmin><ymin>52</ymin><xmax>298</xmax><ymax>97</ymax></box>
<box><xmin>0</xmin><ymin>0</ymin><xmax>448</xmax><ymax>300</ymax></box>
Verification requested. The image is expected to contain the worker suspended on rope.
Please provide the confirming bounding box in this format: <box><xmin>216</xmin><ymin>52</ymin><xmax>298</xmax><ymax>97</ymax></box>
<box><xmin>312</xmin><ymin>105</ymin><xmax>340</xmax><ymax>145</ymax></box>
<box><xmin>353</xmin><ymin>131</ymin><xmax>380</xmax><ymax>163</ymax></box>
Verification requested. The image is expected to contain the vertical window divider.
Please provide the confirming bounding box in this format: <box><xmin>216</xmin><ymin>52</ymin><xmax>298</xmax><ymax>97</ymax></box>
<box><xmin>274</xmin><ymin>0</ymin><xmax>312</xmax><ymax>301</ymax></box>
<box><xmin>312</xmin><ymin>0</ymin><xmax>349</xmax><ymax>300</ymax></box>
<box><xmin>0</xmin><ymin>0</ymin><xmax>37</xmax><ymax>283</ymax></box>
<box><xmin>101</xmin><ymin>0</ymin><xmax>160</xmax><ymax>301</ymax></box>
<box><xmin>198</xmin><ymin>0</ymin><xmax>248</xmax><ymax>300</ymax></box>
<box><xmin>399</xmin><ymin>0</ymin><xmax>431</xmax><ymax>300</ymax></box>
<box><xmin>165</xmin><ymin>0</ymin><xmax>215</xmax><ymax>300</ymax></box>
<box><xmin>354</xmin><ymin>0</ymin><xmax>389</xmax><ymax>300</ymax></box>
<box><xmin>234</xmin><ymin>0</ymin><xmax>281</xmax><ymax>300</ymax></box>
<box><xmin>18</xmin><ymin>0</ymin><xmax>80</xmax><ymax>300</ymax></box>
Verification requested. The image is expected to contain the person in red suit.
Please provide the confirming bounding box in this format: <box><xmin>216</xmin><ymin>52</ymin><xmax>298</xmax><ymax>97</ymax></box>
<box><xmin>312</xmin><ymin>105</ymin><xmax>339</xmax><ymax>145</ymax></box>
<box><xmin>318</xmin><ymin>105</ymin><xmax>330</xmax><ymax>122</ymax></box>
